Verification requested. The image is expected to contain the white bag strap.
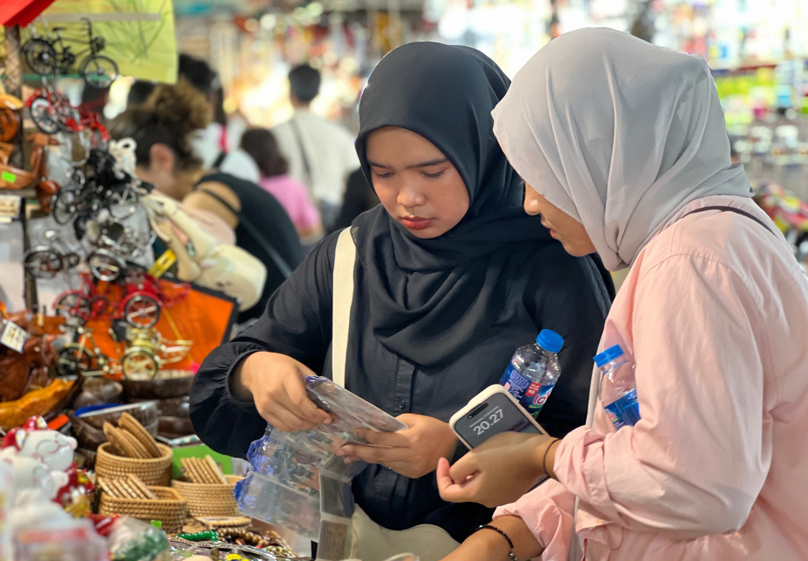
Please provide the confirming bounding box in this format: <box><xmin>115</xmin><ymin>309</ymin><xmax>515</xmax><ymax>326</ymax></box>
<box><xmin>332</xmin><ymin>228</ymin><xmax>356</xmax><ymax>388</ymax></box>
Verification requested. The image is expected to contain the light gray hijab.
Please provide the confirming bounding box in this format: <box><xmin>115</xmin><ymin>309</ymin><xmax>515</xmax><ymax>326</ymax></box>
<box><xmin>492</xmin><ymin>27</ymin><xmax>753</xmax><ymax>271</ymax></box>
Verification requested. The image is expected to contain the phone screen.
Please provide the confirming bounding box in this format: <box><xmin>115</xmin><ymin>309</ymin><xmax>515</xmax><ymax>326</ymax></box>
<box><xmin>454</xmin><ymin>392</ymin><xmax>541</xmax><ymax>448</ymax></box>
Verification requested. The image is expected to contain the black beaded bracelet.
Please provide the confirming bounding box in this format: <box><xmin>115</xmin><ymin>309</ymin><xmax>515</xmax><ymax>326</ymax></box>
<box><xmin>476</xmin><ymin>524</ymin><xmax>519</xmax><ymax>561</ymax></box>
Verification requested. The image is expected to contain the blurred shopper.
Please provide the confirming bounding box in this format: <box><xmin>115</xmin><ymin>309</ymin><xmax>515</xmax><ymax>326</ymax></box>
<box><xmin>127</xmin><ymin>80</ymin><xmax>156</xmax><ymax>107</ymax></box>
<box><xmin>240</xmin><ymin>127</ymin><xmax>324</xmax><ymax>242</ymax></box>
<box><xmin>110</xmin><ymin>81</ymin><xmax>303</xmax><ymax>322</ymax></box>
<box><xmin>272</xmin><ymin>64</ymin><xmax>360</xmax><ymax>230</ymax></box>
<box><xmin>437</xmin><ymin>28</ymin><xmax>808</xmax><ymax>561</ymax></box>
<box><xmin>178</xmin><ymin>54</ymin><xmax>260</xmax><ymax>183</ymax></box>
<box><xmin>329</xmin><ymin>168</ymin><xmax>379</xmax><ymax>234</ymax></box>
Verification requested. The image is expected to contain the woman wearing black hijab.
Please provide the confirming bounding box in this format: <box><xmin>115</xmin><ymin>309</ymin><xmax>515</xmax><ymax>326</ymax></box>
<box><xmin>190</xmin><ymin>43</ymin><xmax>612</xmax><ymax>560</ymax></box>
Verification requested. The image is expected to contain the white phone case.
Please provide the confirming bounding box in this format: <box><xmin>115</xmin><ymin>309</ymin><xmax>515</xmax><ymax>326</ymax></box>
<box><xmin>450</xmin><ymin>385</ymin><xmax>548</xmax><ymax>449</ymax></box>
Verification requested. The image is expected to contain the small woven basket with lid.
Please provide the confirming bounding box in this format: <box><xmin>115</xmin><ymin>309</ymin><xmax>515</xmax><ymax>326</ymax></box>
<box><xmin>171</xmin><ymin>475</ymin><xmax>243</xmax><ymax>517</ymax></box>
<box><xmin>96</xmin><ymin>442</ymin><xmax>173</xmax><ymax>486</ymax></box>
<box><xmin>99</xmin><ymin>486</ymin><xmax>187</xmax><ymax>533</ymax></box>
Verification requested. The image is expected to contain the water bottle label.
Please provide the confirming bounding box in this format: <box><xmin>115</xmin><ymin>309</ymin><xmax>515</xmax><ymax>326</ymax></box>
<box><xmin>524</xmin><ymin>383</ymin><xmax>555</xmax><ymax>418</ymax></box>
<box><xmin>501</xmin><ymin>365</ymin><xmax>531</xmax><ymax>400</ymax></box>
<box><xmin>525</xmin><ymin>381</ymin><xmax>541</xmax><ymax>397</ymax></box>
<box><xmin>604</xmin><ymin>389</ymin><xmax>641</xmax><ymax>430</ymax></box>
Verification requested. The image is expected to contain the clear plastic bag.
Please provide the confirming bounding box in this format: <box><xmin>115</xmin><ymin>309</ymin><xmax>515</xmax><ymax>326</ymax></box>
<box><xmin>108</xmin><ymin>517</ymin><xmax>170</xmax><ymax>561</ymax></box>
<box><xmin>235</xmin><ymin>377</ymin><xmax>406</xmax><ymax>542</ymax></box>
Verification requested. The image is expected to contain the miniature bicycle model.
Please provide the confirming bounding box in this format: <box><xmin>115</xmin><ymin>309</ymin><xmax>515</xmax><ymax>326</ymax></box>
<box><xmin>23</xmin><ymin>229</ymin><xmax>81</xmax><ymax>279</ymax></box>
<box><xmin>121</xmin><ymin>328</ymin><xmax>193</xmax><ymax>380</ymax></box>
<box><xmin>27</xmin><ymin>84</ymin><xmax>78</xmax><ymax>136</ymax></box>
<box><xmin>26</xmin><ymin>85</ymin><xmax>111</xmax><ymax>164</ymax></box>
<box><xmin>51</xmin><ymin>171</ymin><xmax>139</xmax><ymax>227</ymax></box>
<box><xmin>24</xmin><ymin>20</ymin><xmax>118</xmax><ymax>88</ymax></box>
<box><xmin>53</xmin><ymin>270</ymin><xmax>190</xmax><ymax>329</ymax></box>
<box><xmin>57</xmin><ymin>324</ymin><xmax>192</xmax><ymax>380</ymax></box>
<box><xmin>56</xmin><ymin>325</ymin><xmax>117</xmax><ymax>377</ymax></box>
<box><xmin>85</xmin><ymin>220</ymin><xmax>153</xmax><ymax>282</ymax></box>
<box><xmin>52</xmin><ymin>273</ymin><xmax>112</xmax><ymax>323</ymax></box>
<box><xmin>117</xmin><ymin>270</ymin><xmax>190</xmax><ymax>329</ymax></box>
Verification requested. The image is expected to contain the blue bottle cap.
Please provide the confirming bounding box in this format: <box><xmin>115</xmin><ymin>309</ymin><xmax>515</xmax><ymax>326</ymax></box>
<box><xmin>536</xmin><ymin>329</ymin><xmax>564</xmax><ymax>354</ymax></box>
<box><xmin>594</xmin><ymin>345</ymin><xmax>624</xmax><ymax>367</ymax></box>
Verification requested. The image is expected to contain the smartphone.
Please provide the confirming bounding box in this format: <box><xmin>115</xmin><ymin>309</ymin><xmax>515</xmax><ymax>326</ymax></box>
<box><xmin>450</xmin><ymin>385</ymin><xmax>548</xmax><ymax>449</ymax></box>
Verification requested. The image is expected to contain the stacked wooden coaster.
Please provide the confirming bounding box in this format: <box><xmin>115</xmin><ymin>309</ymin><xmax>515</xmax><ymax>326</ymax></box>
<box><xmin>180</xmin><ymin>456</ymin><xmax>228</xmax><ymax>484</ymax></box>
<box><xmin>98</xmin><ymin>474</ymin><xmax>157</xmax><ymax>500</ymax></box>
<box><xmin>103</xmin><ymin>413</ymin><xmax>163</xmax><ymax>459</ymax></box>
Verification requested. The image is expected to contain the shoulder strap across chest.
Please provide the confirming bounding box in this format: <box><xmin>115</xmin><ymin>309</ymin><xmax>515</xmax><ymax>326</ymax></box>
<box><xmin>331</xmin><ymin>228</ymin><xmax>356</xmax><ymax>388</ymax></box>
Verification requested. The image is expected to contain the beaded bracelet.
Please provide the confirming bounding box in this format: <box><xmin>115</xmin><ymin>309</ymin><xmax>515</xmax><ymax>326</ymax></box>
<box><xmin>475</xmin><ymin>524</ymin><xmax>518</xmax><ymax>561</ymax></box>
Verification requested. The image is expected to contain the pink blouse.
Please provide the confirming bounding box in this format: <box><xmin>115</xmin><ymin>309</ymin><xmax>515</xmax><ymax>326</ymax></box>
<box><xmin>495</xmin><ymin>196</ymin><xmax>808</xmax><ymax>560</ymax></box>
<box><xmin>258</xmin><ymin>174</ymin><xmax>321</xmax><ymax>232</ymax></box>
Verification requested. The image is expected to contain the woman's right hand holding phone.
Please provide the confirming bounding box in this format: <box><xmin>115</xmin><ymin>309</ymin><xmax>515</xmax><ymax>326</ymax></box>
<box><xmin>231</xmin><ymin>351</ymin><xmax>332</xmax><ymax>431</ymax></box>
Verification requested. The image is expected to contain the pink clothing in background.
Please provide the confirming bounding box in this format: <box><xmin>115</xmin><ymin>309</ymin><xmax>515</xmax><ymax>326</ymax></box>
<box><xmin>496</xmin><ymin>196</ymin><xmax>808</xmax><ymax>560</ymax></box>
<box><xmin>258</xmin><ymin>174</ymin><xmax>321</xmax><ymax>232</ymax></box>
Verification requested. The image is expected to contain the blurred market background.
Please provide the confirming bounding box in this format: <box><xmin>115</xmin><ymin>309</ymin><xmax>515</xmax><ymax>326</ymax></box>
<box><xmin>4</xmin><ymin>0</ymin><xmax>808</xmax><ymax>192</ymax></box>
<box><xmin>5</xmin><ymin>0</ymin><xmax>808</xmax><ymax>259</ymax></box>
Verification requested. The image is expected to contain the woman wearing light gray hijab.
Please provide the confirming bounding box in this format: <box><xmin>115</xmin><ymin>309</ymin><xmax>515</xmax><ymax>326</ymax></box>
<box><xmin>436</xmin><ymin>28</ymin><xmax>808</xmax><ymax>561</ymax></box>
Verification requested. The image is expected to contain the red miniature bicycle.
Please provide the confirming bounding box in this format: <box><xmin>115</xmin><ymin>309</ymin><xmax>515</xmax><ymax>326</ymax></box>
<box><xmin>53</xmin><ymin>270</ymin><xmax>190</xmax><ymax>329</ymax></box>
<box><xmin>26</xmin><ymin>85</ymin><xmax>110</xmax><ymax>162</ymax></box>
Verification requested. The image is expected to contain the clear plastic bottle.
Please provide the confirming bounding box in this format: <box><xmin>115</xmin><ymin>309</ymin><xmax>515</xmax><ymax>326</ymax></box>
<box><xmin>499</xmin><ymin>329</ymin><xmax>564</xmax><ymax>419</ymax></box>
<box><xmin>595</xmin><ymin>345</ymin><xmax>641</xmax><ymax>429</ymax></box>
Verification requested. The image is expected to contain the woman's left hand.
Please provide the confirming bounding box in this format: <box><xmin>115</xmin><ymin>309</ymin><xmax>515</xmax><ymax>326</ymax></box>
<box><xmin>336</xmin><ymin>414</ymin><xmax>458</xmax><ymax>479</ymax></box>
<box><xmin>436</xmin><ymin>432</ymin><xmax>558</xmax><ymax>508</ymax></box>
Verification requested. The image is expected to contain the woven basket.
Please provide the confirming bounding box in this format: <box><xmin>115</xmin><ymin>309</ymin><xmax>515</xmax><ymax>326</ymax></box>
<box><xmin>96</xmin><ymin>442</ymin><xmax>173</xmax><ymax>486</ymax></box>
<box><xmin>99</xmin><ymin>486</ymin><xmax>187</xmax><ymax>533</ymax></box>
<box><xmin>171</xmin><ymin>475</ymin><xmax>242</xmax><ymax>517</ymax></box>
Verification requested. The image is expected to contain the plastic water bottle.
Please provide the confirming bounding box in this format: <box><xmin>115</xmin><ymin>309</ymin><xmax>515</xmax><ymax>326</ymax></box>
<box><xmin>499</xmin><ymin>329</ymin><xmax>564</xmax><ymax>419</ymax></box>
<box><xmin>595</xmin><ymin>345</ymin><xmax>641</xmax><ymax>429</ymax></box>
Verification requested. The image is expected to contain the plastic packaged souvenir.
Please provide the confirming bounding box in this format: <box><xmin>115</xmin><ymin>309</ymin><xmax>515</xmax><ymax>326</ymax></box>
<box><xmin>108</xmin><ymin>517</ymin><xmax>170</xmax><ymax>561</ymax></box>
<box><xmin>236</xmin><ymin>377</ymin><xmax>406</xmax><ymax>542</ymax></box>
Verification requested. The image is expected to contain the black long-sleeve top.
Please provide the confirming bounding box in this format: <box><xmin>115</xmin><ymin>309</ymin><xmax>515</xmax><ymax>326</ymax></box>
<box><xmin>190</xmin><ymin>231</ymin><xmax>611</xmax><ymax>542</ymax></box>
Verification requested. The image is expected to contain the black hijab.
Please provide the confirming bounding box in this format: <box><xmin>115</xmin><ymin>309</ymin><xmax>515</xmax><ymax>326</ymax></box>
<box><xmin>352</xmin><ymin>42</ymin><xmax>553</xmax><ymax>369</ymax></box>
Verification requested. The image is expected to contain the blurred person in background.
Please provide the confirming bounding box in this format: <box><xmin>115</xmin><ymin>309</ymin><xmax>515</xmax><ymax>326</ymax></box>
<box><xmin>178</xmin><ymin>54</ymin><xmax>261</xmax><ymax>183</ymax></box>
<box><xmin>240</xmin><ymin>127</ymin><xmax>324</xmax><ymax>243</ymax></box>
<box><xmin>109</xmin><ymin>81</ymin><xmax>304</xmax><ymax>323</ymax></box>
<box><xmin>329</xmin><ymin>168</ymin><xmax>379</xmax><ymax>234</ymax></box>
<box><xmin>127</xmin><ymin>80</ymin><xmax>156</xmax><ymax>107</ymax></box>
<box><xmin>272</xmin><ymin>64</ymin><xmax>360</xmax><ymax>230</ymax></box>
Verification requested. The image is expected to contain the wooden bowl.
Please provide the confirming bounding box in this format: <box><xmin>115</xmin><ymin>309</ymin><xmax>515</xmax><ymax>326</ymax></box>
<box><xmin>70</xmin><ymin>411</ymin><xmax>158</xmax><ymax>451</ymax></box>
<box><xmin>72</xmin><ymin>378</ymin><xmax>123</xmax><ymax>409</ymax></box>
<box><xmin>121</xmin><ymin>370</ymin><xmax>194</xmax><ymax>400</ymax></box>
<box><xmin>157</xmin><ymin>416</ymin><xmax>194</xmax><ymax>439</ymax></box>
<box><xmin>76</xmin><ymin>401</ymin><xmax>157</xmax><ymax>431</ymax></box>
